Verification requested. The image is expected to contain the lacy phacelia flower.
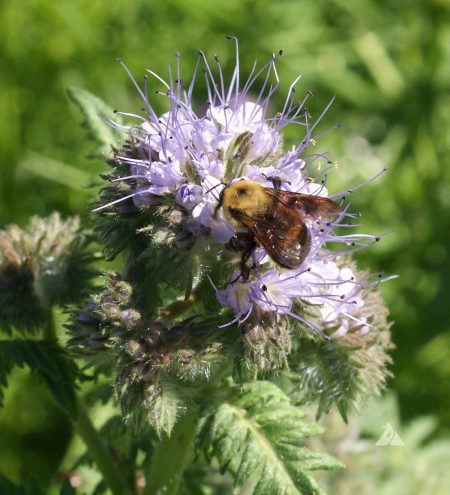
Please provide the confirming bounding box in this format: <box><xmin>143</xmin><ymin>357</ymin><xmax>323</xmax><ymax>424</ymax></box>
<box><xmin>98</xmin><ymin>38</ymin><xmax>389</xmax><ymax>337</ymax></box>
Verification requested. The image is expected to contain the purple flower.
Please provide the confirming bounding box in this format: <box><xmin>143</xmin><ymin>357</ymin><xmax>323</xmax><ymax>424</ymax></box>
<box><xmin>101</xmin><ymin>39</ymin><xmax>389</xmax><ymax>335</ymax></box>
<box><xmin>175</xmin><ymin>184</ymin><xmax>203</xmax><ymax>210</ymax></box>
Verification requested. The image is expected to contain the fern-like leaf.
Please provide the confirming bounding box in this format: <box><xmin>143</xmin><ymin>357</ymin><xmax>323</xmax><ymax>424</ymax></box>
<box><xmin>67</xmin><ymin>86</ymin><xmax>123</xmax><ymax>158</ymax></box>
<box><xmin>198</xmin><ymin>381</ymin><xmax>343</xmax><ymax>495</ymax></box>
<box><xmin>0</xmin><ymin>339</ymin><xmax>78</xmax><ymax>417</ymax></box>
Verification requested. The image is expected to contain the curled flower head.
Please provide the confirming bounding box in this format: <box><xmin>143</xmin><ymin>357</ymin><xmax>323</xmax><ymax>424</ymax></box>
<box><xmin>96</xmin><ymin>38</ymin><xmax>390</xmax><ymax>336</ymax></box>
<box><xmin>0</xmin><ymin>214</ymin><xmax>95</xmax><ymax>333</ymax></box>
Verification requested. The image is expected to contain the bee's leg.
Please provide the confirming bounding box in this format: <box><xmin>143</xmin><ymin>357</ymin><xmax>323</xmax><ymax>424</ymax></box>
<box><xmin>239</xmin><ymin>238</ymin><xmax>258</xmax><ymax>281</ymax></box>
<box><xmin>227</xmin><ymin>232</ymin><xmax>257</xmax><ymax>282</ymax></box>
<box><xmin>261</xmin><ymin>174</ymin><xmax>290</xmax><ymax>190</ymax></box>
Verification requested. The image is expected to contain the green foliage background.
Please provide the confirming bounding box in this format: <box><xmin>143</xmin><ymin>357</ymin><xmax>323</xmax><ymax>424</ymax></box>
<box><xmin>0</xmin><ymin>0</ymin><xmax>449</xmax><ymax>490</ymax></box>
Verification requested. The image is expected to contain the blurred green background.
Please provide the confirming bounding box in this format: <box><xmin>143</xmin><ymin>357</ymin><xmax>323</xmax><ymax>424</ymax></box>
<box><xmin>1</xmin><ymin>0</ymin><xmax>449</xmax><ymax>490</ymax></box>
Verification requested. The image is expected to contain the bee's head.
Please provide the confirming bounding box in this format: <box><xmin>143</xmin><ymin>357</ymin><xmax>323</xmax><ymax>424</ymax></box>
<box><xmin>222</xmin><ymin>180</ymin><xmax>266</xmax><ymax>213</ymax></box>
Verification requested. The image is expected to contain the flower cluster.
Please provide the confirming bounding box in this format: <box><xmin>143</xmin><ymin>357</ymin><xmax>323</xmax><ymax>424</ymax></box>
<box><xmin>0</xmin><ymin>213</ymin><xmax>95</xmax><ymax>333</ymax></box>
<box><xmin>98</xmin><ymin>38</ymin><xmax>389</xmax><ymax>338</ymax></box>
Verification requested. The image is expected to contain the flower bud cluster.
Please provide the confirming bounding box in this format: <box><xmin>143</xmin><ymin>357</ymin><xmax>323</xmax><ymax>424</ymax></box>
<box><xmin>0</xmin><ymin>213</ymin><xmax>94</xmax><ymax>332</ymax></box>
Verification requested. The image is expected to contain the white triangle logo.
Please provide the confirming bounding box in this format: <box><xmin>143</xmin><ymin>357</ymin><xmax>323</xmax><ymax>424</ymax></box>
<box><xmin>375</xmin><ymin>423</ymin><xmax>405</xmax><ymax>446</ymax></box>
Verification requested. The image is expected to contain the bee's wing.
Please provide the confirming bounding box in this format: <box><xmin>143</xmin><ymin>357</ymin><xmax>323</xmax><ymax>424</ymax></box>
<box><xmin>236</xmin><ymin>206</ymin><xmax>311</xmax><ymax>269</ymax></box>
<box><xmin>265</xmin><ymin>188</ymin><xmax>341</xmax><ymax>218</ymax></box>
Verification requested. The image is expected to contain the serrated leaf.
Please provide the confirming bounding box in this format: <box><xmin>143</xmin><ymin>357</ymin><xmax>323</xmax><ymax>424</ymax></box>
<box><xmin>146</xmin><ymin>381</ymin><xmax>179</xmax><ymax>438</ymax></box>
<box><xmin>198</xmin><ymin>381</ymin><xmax>343</xmax><ymax>495</ymax></box>
<box><xmin>0</xmin><ymin>357</ymin><xmax>14</xmax><ymax>408</ymax></box>
<box><xmin>0</xmin><ymin>340</ymin><xmax>78</xmax><ymax>417</ymax></box>
<box><xmin>120</xmin><ymin>375</ymin><xmax>180</xmax><ymax>438</ymax></box>
<box><xmin>67</xmin><ymin>86</ymin><xmax>123</xmax><ymax>158</ymax></box>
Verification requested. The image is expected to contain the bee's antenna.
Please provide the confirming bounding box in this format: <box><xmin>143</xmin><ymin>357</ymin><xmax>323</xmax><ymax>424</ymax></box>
<box><xmin>204</xmin><ymin>181</ymin><xmax>226</xmax><ymax>196</ymax></box>
<box><xmin>203</xmin><ymin>180</ymin><xmax>227</xmax><ymax>216</ymax></box>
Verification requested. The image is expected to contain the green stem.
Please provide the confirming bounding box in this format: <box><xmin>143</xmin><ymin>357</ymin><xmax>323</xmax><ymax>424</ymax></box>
<box><xmin>143</xmin><ymin>408</ymin><xmax>198</xmax><ymax>495</ymax></box>
<box><xmin>43</xmin><ymin>310</ymin><xmax>130</xmax><ymax>494</ymax></box>
<box><xmin>74</xmin><ymin>398</ymin><xmax>132</xmax><ymax>495</ymax></box>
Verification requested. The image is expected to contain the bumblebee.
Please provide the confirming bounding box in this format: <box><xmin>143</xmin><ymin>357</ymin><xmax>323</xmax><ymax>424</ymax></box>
<box><xmin>217</xmin><ymin>180</ymin><xmax>340</xmax><ymax>279</ymax></box>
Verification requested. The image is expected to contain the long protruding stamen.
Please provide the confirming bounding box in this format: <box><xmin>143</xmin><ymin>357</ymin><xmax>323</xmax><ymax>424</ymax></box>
<box><xmin>175</xmin><ymin>51</ymin><xmax>182</xmax><ymax>100</ymax></box>
<box><xmin>199</xmin><ymin>50</ymin><xmax>223</xmax><ymax>105</ymax></box>
<box><xmin>309</xmin><ymin>96</ymin><xmax>336</xmax><ymax>134</ymax></box>
<box><xmin>214</xmin><ymin>54</ymin><xmax>226</xmax><ymax>104</ymax></box>
<box><xmin>116</xmin><ymin>58</ymin><xmax>156</xmax><ymax>119</ymax></box>
<box><xmin>146</xmin><ymin>68</ymin><xmax>171</xmax><ymax>90</ymax></box>
<box><xmin>226</xmin><ymin>35</ymin><xmax>240</xmax><ymax>103</ymax></box>
<box><xmin>93</xmin><ymin>190</ymin><xmax>149</xmax><ymax>212</ymax></box>
<box><xmin>280</xmin><ymin>74</ymin><xmax>303</xmax><ymax>120</ymax></box>
<box><xmin>187</xmin><ymin>54</ymin><xmax>202</xmax><ymax>103</ymax></box>
<box><xmin>253</xmin><ymin>54</ymin><xmax>280</xmax><ymax>113</ymax></box>
<box><xmin>287</xmin><ymin>311</ymin><xmax>330</xmax><ymax>339</ymax></box>
<box><xmin>329</xmin><ymin>167</ymin><xmax>388</xmax><ymax>199</ymax></box>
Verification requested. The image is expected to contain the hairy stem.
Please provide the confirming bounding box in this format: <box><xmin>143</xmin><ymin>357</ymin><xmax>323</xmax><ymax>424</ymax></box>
<box><xmin>74</xmin><ymin>398</ymin><xmax>132</xmax><ymax>495</ymax></box>
<box><xmin>143</xmin><ymin>408</ymin><xmax>198</xmax><ymax>495</ymax></box>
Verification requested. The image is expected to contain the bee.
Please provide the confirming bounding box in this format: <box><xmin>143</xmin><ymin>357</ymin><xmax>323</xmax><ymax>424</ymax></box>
<box><xmin>216</xmin><ymin>179</ymin><xmax>341</xmax><ymax>279</ymax></box>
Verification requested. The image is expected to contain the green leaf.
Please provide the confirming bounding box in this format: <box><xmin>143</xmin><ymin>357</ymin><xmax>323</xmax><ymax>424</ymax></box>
<box><xmin>0</xmin><ymin>339</ymin><xmax>78</xmax><ymax>417</ymax></box>
<box><xmin>198</xmin><ymin>381</ymin><xmax>343</xmax><ymax>495</ymax></box>
<box><xmin>0</xmin><ymin>357</ymin><xmax>13</xmax><ymax>408</ymax></box>
<box><xmin>67</xmin><ymin>86</ymin><xmax>123</xmax><ymax>158</ymax></box>
<box><xmin>145</xmin><ymin>380</ymin><xmax>179</xmax><ymax>438</ymax></box>
<box><xmin>119</xmin><ymin>374</ymin><xmax>180</xmax><ymax>438</ymax></box>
